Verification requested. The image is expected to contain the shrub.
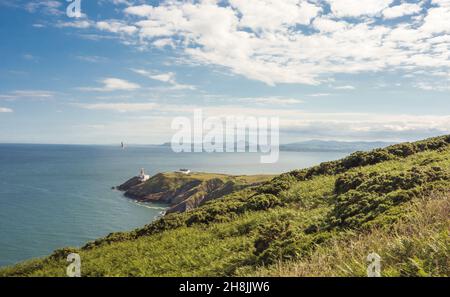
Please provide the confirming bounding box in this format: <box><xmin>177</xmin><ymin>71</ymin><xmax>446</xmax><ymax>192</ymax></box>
<box><xmin>247</xmin><ymin>194</ymin><xmax>283</xmax><ymax>211</ymax></box>
<box><xmin>287</xmin><ymin>135</ymin><xmax>450</xmax><ymax>182</ymax></box>
<box><xmin>253</xmin><ymin>221</ymin><xmax>302</xmax><ymax>265</ymax></box>
<box><xmin>387</xmin><ymin>143</ymin><xmax>416</xmax><ymax>157</ymax></box>
<box><xmin>257</xmin><ymin>174</ymin><xmax>297</xmax><ymax>195</ymax></box>
<box><xmin>326</xmin><ymin>166</ymin><xmax>450</xmax><ymax>230</ymax></box>
<box><xmin>334</xmin><ymin>172</ymin><xmax>367</xmax><ymax>195</ymax></box>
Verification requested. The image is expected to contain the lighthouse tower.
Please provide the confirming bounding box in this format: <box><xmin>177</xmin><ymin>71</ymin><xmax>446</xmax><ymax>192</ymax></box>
<box><xmin>138</xmin><ymin>168</ymin><xmax>150</xmax><ymax>182</ymax></box>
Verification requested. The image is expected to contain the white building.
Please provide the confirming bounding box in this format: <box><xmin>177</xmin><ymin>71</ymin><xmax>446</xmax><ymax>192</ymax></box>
<box><xmin>177</xmin><ymin>168</ymin><xmax>191</xmax><ymax>175</ymax></box>
<box><xmin>138</xmin><ymin>168</ymin><xmax>150</xmax><ymax>182</ymax></box>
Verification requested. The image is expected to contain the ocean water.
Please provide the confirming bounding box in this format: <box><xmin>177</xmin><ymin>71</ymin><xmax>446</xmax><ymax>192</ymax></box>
<box><xmin>0</xmin><ymin>144</ymin><xmax>347</xmax><ymax>267</ymax></box>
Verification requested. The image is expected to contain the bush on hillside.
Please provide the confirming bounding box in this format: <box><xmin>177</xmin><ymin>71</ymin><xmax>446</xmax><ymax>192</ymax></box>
<box><xmin>286</xmin><ymin>135</ymin><xmax>450</xmax><ymax>183</ymax></box>
<box><xmin>253</xmin><ymin>220</ymin><xmax>337</xmax><ymax>265</ymax></box>
<box><xmin>247</xmin><ymin>194</ymin><xmax>283</xmax><ymax>211</ymax></box>
<box><xmin>334</xmin><ymin>172</ymin><xmax>368</xmax><ymax>195</ymax></box>
<box><xmin>253</xmin><ymin>221</ymin><xmax>302</xmax><ymax>265</ymax></box>
<box><xmin>257</xmin><ymin>174</ymin><xmax>297</xmax><ymax>195</ymax></box>
<box><xmin>326</xmin><ymin>166</ymin><xmax>450</xmax><ymax>230</ymax></box>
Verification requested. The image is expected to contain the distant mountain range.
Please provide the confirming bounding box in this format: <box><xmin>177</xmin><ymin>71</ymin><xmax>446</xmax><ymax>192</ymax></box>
<box><xmin>279</xmin><ymin>140</ymin><xmax>394</xmax><ymax>152</ymax></box>
<box><xmin>160</xmin><ymin>140</ymin><xmax>394</xmax><ymax>152</ymax></box>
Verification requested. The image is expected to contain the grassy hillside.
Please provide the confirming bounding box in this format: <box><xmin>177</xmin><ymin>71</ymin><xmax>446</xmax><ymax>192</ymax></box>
<box><xmin>1</xmin><ymin>135</ymin><xmax>449</xmax><ymax>277</ymax></box>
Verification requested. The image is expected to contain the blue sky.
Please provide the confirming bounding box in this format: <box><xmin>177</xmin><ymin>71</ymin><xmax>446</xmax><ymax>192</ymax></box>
<box><xmin>0</xmin><ymin>0</ymin><xmax>449</xmax><ymax>144</ymax></box>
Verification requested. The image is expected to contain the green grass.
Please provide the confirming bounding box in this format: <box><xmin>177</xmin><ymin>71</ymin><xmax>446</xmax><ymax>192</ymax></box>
<box><xmin>246</xmin><ymin>193</ymin><xmax>450</xmax><ymax>277</ymax></box>
<box><xmin>1</xmin><ymin>135</ymin><xmax>449</xmax><ymax>277</ymax></box>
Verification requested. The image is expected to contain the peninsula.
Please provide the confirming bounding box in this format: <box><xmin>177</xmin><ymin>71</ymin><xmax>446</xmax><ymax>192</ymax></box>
<box><xmin>117</xmin><ymin>171</ymin><xmax>274</xmax><ymax>214</ymax></box>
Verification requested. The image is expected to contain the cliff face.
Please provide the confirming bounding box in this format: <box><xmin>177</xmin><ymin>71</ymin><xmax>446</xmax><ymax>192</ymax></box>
<box><xmin>117</xmin><ymin>172</ymin><xmax>272</xmax><ymax>214</ymax></box>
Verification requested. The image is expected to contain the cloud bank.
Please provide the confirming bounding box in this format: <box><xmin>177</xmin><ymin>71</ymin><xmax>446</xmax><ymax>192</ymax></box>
<box><xmin>104</xmin><ymin>0</ymin><xmax>450</xmax><ymax>87</ymax></box>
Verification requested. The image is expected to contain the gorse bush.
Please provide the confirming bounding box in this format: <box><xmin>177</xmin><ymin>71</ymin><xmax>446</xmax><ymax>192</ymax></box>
<box><xmin>288</xmin><ymin>135</ymin><xmax>450</xmax><ymax>182</ymax></box>
<box><xmin>334</xmin><ymin>172</ymin><xmax>367</xmax><ymax>195</ymax></box>
<box><xmin>253</xmin><ymin>219</ymin><xmax>338</xmax><ymax>265</ymax></box>
<box><xmin>335</xmin><ymin>166</ymin><xmax>449</xmax><ymax>195</ymax></box>
<box><xmin>247</xmin><ymin>194</ymin><xmax>283</xmax><ymax>210</ymax></box>
<box><xmin>247</xmin><ymin>193</ymin><xmax>450</xmax><ymax>277</ymax></box>
<box><xmin>356</xmin><ymin>166</ymin><xmax>449</xmax><ymax>194</ymax></box>
<box><xmin>326</xmin><ymin>166</ymin><xmax>450</xmax><ymax>230</ymax></box>
<box><xmin>122</xmin><ymin>192</ymin><xmax>285</xmax><ymax>239</ymax></box>
<box><xmin>256</xmin><ymin>174</ymin><xmax>297</xmax><ymax>196</ymax></box>
<box><xmin>253</xmin><ymin>221</ymin><xmax>303</xmax><ymax>265</ymax></box>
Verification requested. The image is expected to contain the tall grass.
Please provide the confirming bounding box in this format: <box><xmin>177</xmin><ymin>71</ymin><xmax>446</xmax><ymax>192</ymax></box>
<box><xmin>248</xmin><ymin>192</ymin><xmax>449</xmax><ymax>277</ymax></box>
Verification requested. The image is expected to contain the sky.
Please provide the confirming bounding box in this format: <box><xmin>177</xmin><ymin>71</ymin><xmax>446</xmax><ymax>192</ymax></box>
<box><xmin>0</xmin><ymin>0</ymin><xmax>449</xmax><ymax>144</ymax></box>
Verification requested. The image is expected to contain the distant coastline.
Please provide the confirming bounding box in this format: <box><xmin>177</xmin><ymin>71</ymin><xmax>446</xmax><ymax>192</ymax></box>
<box><xmin>159</xmin><ymin>140</ymin><xmax>394</xmax><ymax>152</ymax></box>
<box><xmin>0</xmin><ymin>140</ymin><xmax>394</xmax><ymax>152</ymax></box>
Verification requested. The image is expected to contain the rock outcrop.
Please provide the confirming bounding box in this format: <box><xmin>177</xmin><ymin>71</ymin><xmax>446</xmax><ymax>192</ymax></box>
<box><xmin>117</xmin><ymin>172</ymin><xmax>272</xmax><ymax>214</ymax></box>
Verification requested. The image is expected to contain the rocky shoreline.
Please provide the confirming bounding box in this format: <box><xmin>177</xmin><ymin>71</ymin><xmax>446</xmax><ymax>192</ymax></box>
<box><xmin>116</xmin><ymin>172</ymin><xmax>273</xmax><ymax>214</ymax></box>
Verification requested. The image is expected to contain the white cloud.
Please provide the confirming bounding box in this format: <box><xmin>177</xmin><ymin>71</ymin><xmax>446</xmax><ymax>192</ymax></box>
<box><xmin>96</xmin><ymin>20</ymin><xmax>137</xmax><ymax>34</ymax></box>
<box><xmin>75</xmin><ymin>55</ymin><xmax>108</xmax><ymax>63</ymax></box>
<box><xmin>25</xmin><ymin>0</ymin><xmax>62</xmax><ymax>15</ymax></box>
<box><xmin>238</xmin><ymin>97</ymin><xmax>303</xmax><ymax>105</ymax></box>
<box><xmin>415</xmin><ymin>80</ymin><xmax>450</xmax><ymax>91</ymax></box>
<box><xmin>328</xmin><ymin>0</ymin><xmax>394</xmax><ymax>17</ymax></box>
<box><xmin>313</xmin><ymin>17</ymin><xmax>349</xmax><ymax>33</ymax></box>
<box><xmin>0</xmin><ymin>107</ymin><xmax>13</xmax><ymax>113</ymax></box>
<box><xmin>229</xmin><ymin>0</ymin><xmax>321</xmax><ymax>32</ymax></box>
<box><xmin>53</xmin><ymin>0</ymin><xmax>450</xmax><ymax>88</ymax></box>
<box><xmin>152</xmin><ymin>38</ymin><xmax>175</xmax><ymax>48</ymax></box>
<box><xmin>57</xmin><ymin>20</ymin><xmax>92</xmax><ymax>29</ymax></box>
<box><xmin>151</xmin><ymin>73</ymin><xmax>174</xmax><ymax>82</ymax></box>
<box><xmin>132</xmin><ymin>69</ymin><xmax>196</xmax><ymax>90</ymax></box>
<box><xmin>77</xmin><ymin>102</ymin><xmax>158</xmax><ymax>112</ymax></box>
<box><xmin>112</xmin><ymin>0</ymin><xmax>132</xmax><ymax>5</ymax></box>
<box><xmin>334</xmin><ymin>85</ymin><xmax>356</xmax><ymax>90</ymax></box>
<box><xmin>169</xmin><ymin>83</ymin><xmax>196</xmax><ymax>91</ymax></box>
<box><xmin>0</xmin><ymin>90</ymin><xmax>54</xmax><ymax>100</ymax></box>
<box><xmin>382</xmin><ymin>3</ymin><xmax>422</xmax><ymax>19</ymax></box>
<box><xmin>155</xmin><ymin>104</ymin><xmax>450</xmax><ymax>139</ymax></box>
<box><xmin>80</xmin><ymin>78</ymin><xmax>141</xmax><ymax>92</ymax></box>
<box><xmin>69</xmin><ymin>101</ymin><xmax>450</xmax><ymax>142</ymax></box>
<box><xmin>99</xmin><ymin>77</ymin><xmax>141</xmax><ymax>91</ymax></box>
<box><xmin>308</xmin><ymin>93</ymin><xmax>332</xmax><ymax>97</ymax></box>
<box><xmin>419</xmin><ymin>2</ymin><xmax>450</xmax><ymax>35</ymax></box>
<box><xmin>132</xmin><ymin>69</ymin><xmax>175</xmax><ymax>82</ymax></box>
<box><xmin>124</xmin><ymin>4</ymin><xmax>153</xmax><ymax>16</ymax></box>
<box><xmin>168</xmin><ymin>105</ymin><xmax>450</xmax><ymax>140</ymax></box>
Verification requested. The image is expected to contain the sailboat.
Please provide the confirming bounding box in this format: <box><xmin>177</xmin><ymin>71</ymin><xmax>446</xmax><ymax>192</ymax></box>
<box><xmin>121</xmin><ymin>142</ymin><xmax>125</xmax><ymax>149</ymax></box>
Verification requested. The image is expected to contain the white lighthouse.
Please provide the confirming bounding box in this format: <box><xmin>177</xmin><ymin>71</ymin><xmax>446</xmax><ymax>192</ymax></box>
<box><xmin>138</xmin><ymin>168</ymin><xmax>150</xmax><ymax>182</ymax></box>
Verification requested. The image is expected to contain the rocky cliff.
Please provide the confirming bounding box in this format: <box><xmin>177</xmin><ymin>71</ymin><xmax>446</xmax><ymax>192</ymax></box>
<box><xmin>117</xmin><ymin>172</ymin><xmax>272</xmax><ymax>214</ymax></box>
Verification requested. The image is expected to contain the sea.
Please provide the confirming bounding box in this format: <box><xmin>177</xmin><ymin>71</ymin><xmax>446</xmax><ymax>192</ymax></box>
<box><xmin>0</xmin><ymin>144</ymin><xmax>348</xmax><ymax>267</ymax></box>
